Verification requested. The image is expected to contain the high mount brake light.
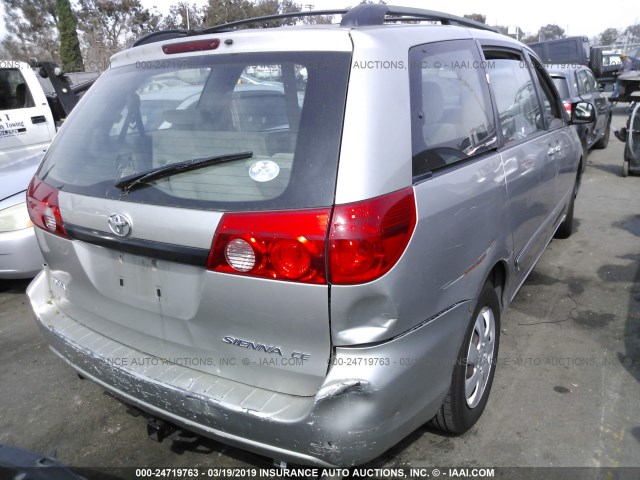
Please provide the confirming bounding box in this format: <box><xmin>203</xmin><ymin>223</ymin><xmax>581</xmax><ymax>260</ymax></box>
<box><xmin>162</xmin><ymin>39</ymin><xmax>220</xmax><ymax>55</ymax></box>
<box><xmin>26</xmin><ymin>177</ymin><xmax>67</xmax><ymax>238</ymax></box>
<box><xmin>208</xmin><ymin>188</ymin><xmax>416</xmax><ymax>286</ymax></box>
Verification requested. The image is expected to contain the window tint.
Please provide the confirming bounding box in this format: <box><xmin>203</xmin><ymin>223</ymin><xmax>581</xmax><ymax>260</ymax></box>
<box><xmin>484</xmin><ymin>52</ymin><xmax>543</xmax><ymax>144</ymax></box>
<box><xmin>530</xmin><ymin>59</ymin><xmax>564</xmax><ymax>130</ymax></box>
<box><xmin>409</xmin><ymin>40</ymin><xmax>497</xmax><ymax>177</ymax></box>
<box><xmin>37</xmin><ymin>53</ymin><xmax>351</xmax><ymax>211</ymax></box>
<box><xmin>585</xmin><ymin>69</ymin><xmax>599</xmax><ymax>92</ymax></box>
<box><xmin>548</xmin><ymin>41</ymin><xmax>578</xmax><ymax>64</ymax></box>
<box><xmin>0</xmin><ymin>68</ymin><xmax>35</xmax><ymax>110</ymax></box>
<box><xmin>576</xmin><ymin>70</ymin><xmax>590</xmax><ymax>95</ymax></box>
<box><xmin>552</xmin><ymin>76</ymin><xmax>570</xmax><ymax>99</ymax></box>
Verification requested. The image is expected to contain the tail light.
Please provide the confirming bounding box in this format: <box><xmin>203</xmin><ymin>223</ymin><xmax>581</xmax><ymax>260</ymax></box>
<box><xmin>208</xmin><ymin>188</ymin><xmax>416</xmax><ymax>285</ymax></box>
<box><xmin>26</xmin><ymin>177</ymin><xmax>67</xmax><ymax>238</ymax></box>
<box><xmin>208</xmin><ymin>209</ymin><xmax>331</xmax><ymax>284</ymax></box>
<box><xmin>563</xmin><ymin>101</ymin><xmax>572</xmax><ymax>116</ymax></box>
<box><xmin>329</xmin><ymin>188</ymin><xmax>416</xmax><ymax>284</ymax></box>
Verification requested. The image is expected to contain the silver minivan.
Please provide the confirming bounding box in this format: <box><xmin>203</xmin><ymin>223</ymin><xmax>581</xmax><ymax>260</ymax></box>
<box><xmin>26</xmin><ymin>5</ymin><xmax>594</xmax><ymax>467</ymax></box>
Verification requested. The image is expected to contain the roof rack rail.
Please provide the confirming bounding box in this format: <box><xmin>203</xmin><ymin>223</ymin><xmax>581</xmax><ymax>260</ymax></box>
<box><xmin>201</xmin><ymin>9</ymin><xmax>347</xmax><ymax>34</ymax></box>
<box><xmin>130</xmin><ymin>4</ymin><xmax>497</xmax><ymax>47</ymax></box>
<box><xmin>342</xmin><ymin>4</ymin><xmax>498</xmax><ymax>32</ymax></box>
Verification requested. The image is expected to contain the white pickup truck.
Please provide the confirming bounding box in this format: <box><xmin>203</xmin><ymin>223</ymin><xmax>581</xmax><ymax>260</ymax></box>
<box><xmin>0</xmin><ymin>60</ymin><xmax>96</xmax><ymax>278</ymax></box>
<box><xmin>0</xmin><ymin>60</ymin><xmax>57</xmax><ymax>163</ymax></box>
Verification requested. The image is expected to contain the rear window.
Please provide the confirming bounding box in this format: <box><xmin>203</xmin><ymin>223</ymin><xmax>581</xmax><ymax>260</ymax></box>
<box><xmin>37</xmin><ymin>51</ymin><xmax>351</xmax><ymax>211</ymax></box>
<box><xmin>0</xmin><ymin>68</ymin><xmax>36</xmax><ymax>110</ymax></box>
<box><xmin>548</xmin><ymin>41</ymin><xmax>578</xmax><ymax>64</ymax></box>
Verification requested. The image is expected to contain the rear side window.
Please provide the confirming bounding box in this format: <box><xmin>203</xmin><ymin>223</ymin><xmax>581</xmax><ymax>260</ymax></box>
<box><xmin>484</xmin><ymin>51</ymin><xmax>544</xmax><ymax>145</ymax></box>
<box><xmin>529</xmin><ymin>58</ymin><xmax>564</xmax><ymax>130</ymax></box>
<box><xmin>409</xmin><ymin>40</ymin><xmax>497</xmax><ymax>177</ymax></box>
<box><xmin>576</xmin><ymin>70</ymin><xmax>591</xmax><ymax>95</ymax></box>
<box><xmin>37</xmin><ymin>52</ymin><xmax>351</xmax><ymax>211</ymax></box>
<box><xmin>552</xmin><ymin>76</ymin><xmax>570</xmax><ymax>99</ymax></box>
<box><xmin>585</xmin><ymin>69</ymin><xmax>599</xmax><ymax>92</ymax></box>
<box><xmin>0</xmin><ymin>68</ymin><xmax>35</xmax><ymax>110</ymax></box>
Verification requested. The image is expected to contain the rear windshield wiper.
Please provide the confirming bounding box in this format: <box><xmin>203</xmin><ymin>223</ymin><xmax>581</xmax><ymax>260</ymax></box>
<box><xmin>114</xmin><ymin>152</ymin><xmax>253</xmax><ymax>193</ymax></box>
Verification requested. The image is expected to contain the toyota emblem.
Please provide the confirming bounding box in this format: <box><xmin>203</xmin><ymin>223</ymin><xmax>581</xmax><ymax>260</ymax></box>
<box><xmin>108</xmin><ymin>213</ymin><xmax>132</xmax><ymax>238</ymax></box>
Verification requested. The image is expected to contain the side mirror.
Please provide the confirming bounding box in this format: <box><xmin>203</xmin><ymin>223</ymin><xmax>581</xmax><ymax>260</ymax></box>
<box><xmin>570</xmin><ymin>101</ymin><xmax>595</xmax><ymax>124</ymax></box>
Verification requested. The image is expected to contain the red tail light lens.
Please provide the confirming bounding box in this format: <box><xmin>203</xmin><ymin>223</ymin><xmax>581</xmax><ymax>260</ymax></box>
<box><xmin>208</xmin><ymin>209</ymin><xmax>330</xmax><ymax>284</ymax></box>
<box><xmin>563</xmin><ymin>101</ymin><xmax>572</xmax><ymax>116</ymax></box>
<box><xmin>329</xmin><ymin>188</ymin><xmax>416</xmax><ymax>285</ymax></box>
<box><xmin>26</xmin><ymin>177</ymin><xmax>67</xmax><ymax>238</ymax></box>
<box><xmin>209</xmin><ymin>189</ymin><xmax>416</xmax><ymax>285</ymax></box>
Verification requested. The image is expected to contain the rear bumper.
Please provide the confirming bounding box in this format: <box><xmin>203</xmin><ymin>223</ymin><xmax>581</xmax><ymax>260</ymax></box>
<box><xmin>28</xmin><ymin>268</ymin><xmax>472</xmax><ymax>467</ymax></box>
<box><xmin>0</xmin><ymin>227</ymin><xmax>44</xmax><ymax>279</ymax></box>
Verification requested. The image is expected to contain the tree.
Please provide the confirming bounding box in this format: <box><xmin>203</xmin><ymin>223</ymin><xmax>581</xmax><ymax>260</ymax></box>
<box><xmin>1</xmin><ymin>0</ymin><xmax>60</xmax><ymax>62</ymax></box>
<box><xmin>493</xmin><ymin>25</ymin><xmax>508</xmax><ymax>35</ymax></box>
<box><xmin>205</xmin><ymin>0</ymin><xmax>258</xmax><ymax>26</ymax></box>
<box><xmin>76</xmin><ymin>0</ymin><xmax>163</xmax><ymax>69</ymax></box>
<box><xmin>56</xmin><ymin>0</ymin><xmax>84</xmax><ymax>72</ymax></box>
<box><xmin>537</xmin><ymin>24</ymin><xmax>565</xmax><ymax>42</ymax></box>
<box><xmin>624</xmin><ymin>24</ymin><xmax>640</xmax><ymax>44</ymax></box>
<box><xmin>598</xmin><ymin>27</ymin><xmax>620</xmax><ymax>46</ymax></box>
<box><xmin>204</xmin><ymin>0</ymin><xmax>305</xmax><ymax>28</ymax></box>
<box><xmin>463</xmin><ymin>13</ymin><xmax>486</xmax><ymax>24</ymax></box>
<box><xmin>161</xmin><ymin>2</ymin><xmax>206</xmax><ymax>29</ymax></box>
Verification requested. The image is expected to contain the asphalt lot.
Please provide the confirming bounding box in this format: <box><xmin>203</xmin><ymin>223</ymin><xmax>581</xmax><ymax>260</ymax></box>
<box><xmin>1</xmin><ymin>107</ymin><xmax>639</xmax><ymax>478</ymax></box>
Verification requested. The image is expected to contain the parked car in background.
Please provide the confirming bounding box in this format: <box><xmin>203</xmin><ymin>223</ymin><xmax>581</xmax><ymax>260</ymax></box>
<box><xmin>253</xmin><ymin>64</ymin><xmax>281</xmax><ymax>80</ymax></box>
<box><xmin>529</xmin><ymin>36</ymin><xmax>591</xmax><ymax>66</ymax></box>
<box><xmin>0</xmin><ymin>151</ymin><xmax>44</xmax><ymax>278</ymax></box>
<box><xmin>548</xmin><ymin>64</ymin><xmax>612</xmax><ymax>161</ymax></box>
<box><xmin>26</xmin><ymin>4</ymin><xmax>594</xmax><ymax>467</ymax></box>
<box><xmin>0</xmin><ymin>61</ymin><xmax>57</xmax><ymax>163</ymax></box>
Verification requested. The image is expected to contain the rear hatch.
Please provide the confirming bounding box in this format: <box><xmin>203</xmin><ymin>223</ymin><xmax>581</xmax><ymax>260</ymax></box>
<box><xmin>1</xmin><ymin>64</ymin><xmax>56</xmax><ymax>162</ymax></box>
<box><xmin>30</xmin><ymin>40</ymin><xmax>352</xmax><ymax>396</ymax></box>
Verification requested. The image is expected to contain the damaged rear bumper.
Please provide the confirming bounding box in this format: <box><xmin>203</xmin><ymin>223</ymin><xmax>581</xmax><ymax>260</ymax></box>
<box><xmin>28</xmin><ymin>270</ymin><xmax>472</xmax><ymax>467</ymax></box>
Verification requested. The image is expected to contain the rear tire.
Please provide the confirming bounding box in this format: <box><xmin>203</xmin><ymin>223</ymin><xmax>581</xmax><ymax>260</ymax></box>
<box><xmin>622</xmin><ymin>160</ymin><xmax>629</xmax><ymax>177</ymax></box>
<box><xmin>430</xmin><ymin>281</ymin><xmax>500</xmax><ymax>434</ymax></box>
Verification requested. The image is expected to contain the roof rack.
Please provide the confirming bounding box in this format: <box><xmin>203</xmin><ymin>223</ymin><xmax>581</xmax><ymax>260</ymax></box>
<box><xmin>201</xmin><ymin>9</ymin><xmax>348</xmax><ymax>34</ymax></box>
<box><xmin>131</xmin><ymin>4</ymin><xmax>497</xmax><ymax>47</ymax></box>
<box><xmin>359</xmin><ymin>5</ymin><xmax>498</xmax><ymax>33</ymax></box>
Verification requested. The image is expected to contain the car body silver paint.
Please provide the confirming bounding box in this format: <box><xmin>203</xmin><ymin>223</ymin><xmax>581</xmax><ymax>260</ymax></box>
<box><xmin>26</xmin><ymin>21</ymin><xmax>585</xmax><ymax>466</ymax></box>
<box><xmin>0</xmin><ymin>224</ymin><xmax>43</xmax><ymax>278</ymax></box>
<box><xmin>59</xmin><ymin>192</ymin><xmax>221</xmax><ymax>249</ymax></box>
<box><xmin>34</xmin><ymin>228</ymin><xmax>331</xmax><ymax>396</ymax></box>
<box><xmin>29</xmin><ymin>268</ymin><xmax>472</xmax><ymax>466</ymax></box>
<box><xmin>331</xmin><ymin>153</ymin><xmax>509</xmax><ymax>346</ymax></box>
<box><xmin>334</xmin><ymin>27</ymin><xmax>474</xmax><ymax>205</ymax></box>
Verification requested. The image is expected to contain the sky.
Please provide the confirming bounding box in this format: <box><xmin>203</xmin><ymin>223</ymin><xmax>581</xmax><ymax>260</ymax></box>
<box><xmin>140</xmin><ymin>0</ymin><xmax>640</xmax><ymax>39</ymax></box>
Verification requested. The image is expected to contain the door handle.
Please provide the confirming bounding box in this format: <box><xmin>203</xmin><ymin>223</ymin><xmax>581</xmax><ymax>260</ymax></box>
<box><xmin>547</xmin><ymin>145</ymin><xmax>561</xmax><ymax>156</ymax></box>
<box><xmin>31</xmin><ymin>115</ymin><xmax>47</xmax><ymax>124</ymax></box>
